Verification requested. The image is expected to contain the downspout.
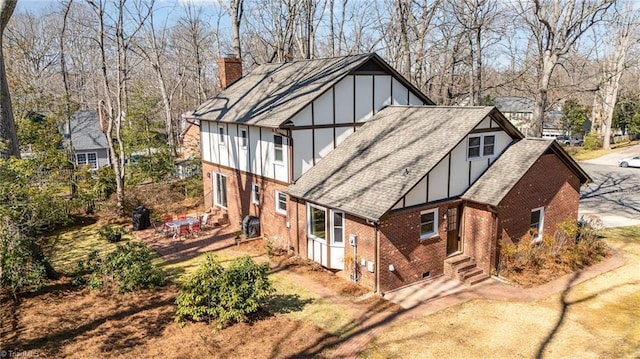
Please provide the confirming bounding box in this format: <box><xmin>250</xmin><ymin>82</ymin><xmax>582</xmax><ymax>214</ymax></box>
<box><xmin>374</xmin><ymin>221</ymin><xmax>380</xmax><ymax>294</ymax></box>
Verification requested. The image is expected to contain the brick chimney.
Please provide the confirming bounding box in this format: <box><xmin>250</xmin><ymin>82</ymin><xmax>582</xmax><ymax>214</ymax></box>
<box><xmin>218</xmin><ymin>57</ymin><xmax>243</xmax><ymax>90</ymax></box>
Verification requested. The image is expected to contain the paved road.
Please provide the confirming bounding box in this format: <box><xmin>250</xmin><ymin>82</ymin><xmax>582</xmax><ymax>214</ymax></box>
<box><xmin>579</xmin><ymin>144</ymin><xmax>640</xmax><ymax>227</ymax></box>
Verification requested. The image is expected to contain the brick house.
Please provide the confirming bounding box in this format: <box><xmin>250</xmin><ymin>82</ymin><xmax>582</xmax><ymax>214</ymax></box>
<box><xmin>184</xmin><ymin>53</ymin><xmax>590</xmax><ymax>294</ymax></box>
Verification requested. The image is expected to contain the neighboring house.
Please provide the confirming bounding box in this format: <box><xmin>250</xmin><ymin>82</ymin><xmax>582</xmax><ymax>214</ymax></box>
<box><xmin>62</xmin><ymin>110</ymin><xmax>110</xmax><ymax>170</ymax></box>
<box><xmin>492</xmin><ymin>96</ymin><xmax>534</xmax><ymax>135</ymax></box>
<box><xmin>185</xmin><ymin>54</ymin><xmax>590</xmax><ymax>294</ymax></box>
<box><xmin>179</xmin><ymin>118</ymin><xmax>201</xmax><ymax>160</ymax></box>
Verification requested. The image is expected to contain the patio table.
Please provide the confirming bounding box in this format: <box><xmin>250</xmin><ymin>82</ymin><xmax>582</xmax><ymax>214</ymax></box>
<box><xmin>164</xmin><ymin>217</ymin><xmax>200</xmax><ymax>238</ymax></box>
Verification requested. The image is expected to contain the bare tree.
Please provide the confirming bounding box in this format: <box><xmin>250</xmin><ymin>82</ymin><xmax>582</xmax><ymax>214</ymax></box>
<box><xmin>229</xmin><ymin>0</ymin><xmax>244</xmax><ymax>59</ymax></box>
<box><xmin>0</xmin><ymin>0</ymin><xmax>18</xmax><ymax>158</ymax></box>
<box><xmin>519</xmin><ymin>0</ymin><xmax>614</xmax><ymax>137</ymax></box>
<box><xmin>591</xmin><ymin>1</ymin><xmax>639</xmax><ymax>149</ymax></box>
<box><xmin>450</xmin><ymin>0</ymin><xmax>499</xmax><ymax>105</ymax></box>
<box><xmin>87</xmin><ymin>0</ymin><xmax>151</xmax><ymax>216</ymax></box>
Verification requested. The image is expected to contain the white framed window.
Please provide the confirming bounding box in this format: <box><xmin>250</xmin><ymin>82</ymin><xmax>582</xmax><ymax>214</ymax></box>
<box><xmin>275</xmin><ymin>190</ymin><xmax>287</xmax><ymax>215</ymax></box>
<box><xmin>420</xmin><ymin>208</ymin><xmax>438</xmax><ymax>239</ymax></box>
<box><xmin>76</xmin><ymin>152</ymin><xmax>98</xmax><ymax>170</ymax></box>
<box><xmin>530</xmin><ymin>207</ymin><xmax>544</xmax><ymax>242</ymax></box>
<box><xmin>252</xmin><ymin>183</ymin><xmax>260</xmax><ymax>204</ymax></box>
<box><xmin>213</xmin><ymin>172</ymin><xmax>227</xmax><ymax>208</ymax></box>
<box><xmin>467</xmin><ymin>134</ymin><xmax>496</xmax><ymax>160</ymax></box>
<box><xmin>240</xmin><ymin>128</ymin><xmax>248</xmax><ymax>149</ymax></box>
<box><xmin>307</xmin><ymin>203</ymin><xmax>327</xmax><ymax>241</ymax></box>
<box><xmin>274</xmin><ymin>134</ymin><xmax>284</xmax><ymax>163</ymax></box>
<box><xmin>331</xmin><ymin>210</ymin><xmax>344</xmax><ymax>246</ymax></box>
<box><xmin>218</xmin><ymin>126</ymin><xmax>225</xmax><ymax>145</ymax></box>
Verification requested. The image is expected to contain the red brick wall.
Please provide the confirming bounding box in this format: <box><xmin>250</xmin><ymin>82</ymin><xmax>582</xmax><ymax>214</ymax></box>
<box><xmin>377</xmin><ymin>203</ymin><xmax>450</xmax><ymax>293</ymax></box>
<box><xmin>202</xmin><ymin>162</ymin><xmax>292</xmax><ymax>248</ymax></box>
<box><xmin>290</xmin><ymin>199</ymin><xmax>377</xmax><ymax>290</ymax></box>
<box><xmin>498</xmin><ymin>153</ymin><xmax>581</xmax><ymax>246</ymax></box>
<box><xmin>217</xmin><ymin>57</ymin><xmax>242</xmax><ymax>90</ymax></box>
<box><xmin>460</xmin><ymin>201</ymin><xmax>497</xmax><ymax>273</ymax></box>
<box><xmin>181</xmin><ymin>124</ymin><xmax>201</xmax><ymax>159</ymax></box>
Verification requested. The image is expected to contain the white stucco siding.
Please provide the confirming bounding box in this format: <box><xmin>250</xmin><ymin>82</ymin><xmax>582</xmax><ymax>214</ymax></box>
<box><xmin>449</xmin><ymin>141</ymin><xmax>469</xmax><ymax>196</ymax></box>
<box><xmin>228</xmin><ymin>125</ymin><xmax>238</xmax><ymax>169</ymax></box>
<box><xmin>409</xmin><ymin>92</ymin><xmax>423</xmax><ymax>106</ymax></box>
<box><xmin>355</xmin><ymin>76</ymin><xmax>374</xmax><ymax>122</ymax></box>
<box><xmin>218</xmin><ymin>124</ymin><xmax>230</xmax><ymax>167</ymax></box>
<box><xmin>474</xmin><ymin>117</ymin><xmax>492</xmax><ymax>130</ymax></box>
<box><xmin>260</xmin><ymin>134</ymin><xmax>274</xmax><ymax>178</ymax></box>
<box><xmin>314</xmin><ymin>128</ymin><xmax>334</xmax><ymax>163</ymax></box>
<box><xmin>335</xmin><ymin>126</ymin><xmax>354</xmax><ymax>148</ymax></box>
<box><xmin>201</xmin><ymin>121</ymin><xmax>212</xmax><ymax>163</ymax></box>
<box><xmin>392</xmin><ymin>78</ymin><xmax>409</xmax><ymax>105</ymax></box>
<box><xmin>470</xmin><ymin>159</ymin><xmax>486</xmax><ymax>184</ymax></box>
<box><xmin>428</xmin><ymin>158</ymin><xmax>449</xmax><ymax>202</ymax></box>
<box><xmin>334</xmin><ymin>76</ymin><xmax>354</xmax><ymax>124</ymax></box>
<box><xmin>249</xmin><ymin>127</ymin><xmax>262</xmax><ymax>176</ymax></box>
<box><xmin>405</xmin><ymin>176</ymin><xmax>428</xmax><ymax>207</ymax></box>
<box><xmin>292</xmin><ymin>105</ymin><xmax>313</xmax><ymax>126</ymax></box>
<box><xmin>374</xmin><ymin>75</ymin><xmax>392</xmax><ymax>114</ymax></box>
<box><xmin>314</xmin><ymin>90</ymin><xmax>334</xmax><ymax>125</ymax></box>
<box><xmin>495</xmin><ymin>131</ymin><xmax>513</xmax><ymax>157</ymax></box>
<box><xmin>237</xmin><ymin>126</ymin><xmax>249</xmax><ymax>172</ymax></box>
<box><xmin>293</xmin><ymin>129</ymin><xmax>313</xmax><ymax>180</ymax></box>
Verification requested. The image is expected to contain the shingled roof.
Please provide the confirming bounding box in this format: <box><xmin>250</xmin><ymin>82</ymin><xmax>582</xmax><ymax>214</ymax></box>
<box><xmin>288</xmin><ymin>106</ymin><xmax>514</xmax><ymax>221</ymax></box>
<box><xmin>64</xmin><ymin>110</ymin><xmax>109</xmax><ymax>151</ymax></box>
<box><xmin>184</xmin><ymin>53</ymin><xmax>433</xmax><ymax>128</ymax></box>
<box><xmin>462</xmin><ymin>138</ymin><xmax>591</xmax><ymax>206</ymax></box>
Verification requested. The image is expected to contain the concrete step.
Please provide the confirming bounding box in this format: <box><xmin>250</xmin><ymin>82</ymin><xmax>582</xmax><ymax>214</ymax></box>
<box><xmin>445</xmin><ymin>254</ymin><xmax>471</xmax><ymax>267</ymax></box>
<box><xmin>465</xmin><ymin>272</ymin><xmax>490</xmax><ymax>285</ymax></box>
<box><xmin>456</xmin><ymin>260</ymin><xmax>477</xmax><ymax>273</ymax></box>
<box><xmin>461</xmin><ymin>267</ymin><xmax>484</xmax><ymax>280</ymax></box>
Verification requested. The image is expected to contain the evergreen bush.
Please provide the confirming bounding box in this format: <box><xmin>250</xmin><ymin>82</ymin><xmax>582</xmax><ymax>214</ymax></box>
<box><xmin>175</xmin><ymin>254</ymin><xmax>274</xmax><ymax>328</ymax></box>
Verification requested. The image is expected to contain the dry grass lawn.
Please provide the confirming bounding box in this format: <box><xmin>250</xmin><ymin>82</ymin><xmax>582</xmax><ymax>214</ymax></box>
<box><xmin>360</xmin><ymin>227</ymin><xmax>640</xmax><ymax>358</ymax></box>
<box><xmin>2</xmin><ymin>222</ymin><xmax>639</xmax><ymax>358</ymax></box>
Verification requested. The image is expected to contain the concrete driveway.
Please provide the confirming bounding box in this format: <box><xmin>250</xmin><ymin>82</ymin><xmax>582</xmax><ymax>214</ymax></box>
<box><xmin>579</xmin><ymin>144</ymin><xmax>640</xmax><ymax>227</ymax></box>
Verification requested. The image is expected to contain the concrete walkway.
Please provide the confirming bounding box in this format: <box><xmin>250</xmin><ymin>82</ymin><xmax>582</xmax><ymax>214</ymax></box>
<box><xmin>384</xmin><ymin>248</ymin><xmax>625</xmax><ymax>309</ymax></box>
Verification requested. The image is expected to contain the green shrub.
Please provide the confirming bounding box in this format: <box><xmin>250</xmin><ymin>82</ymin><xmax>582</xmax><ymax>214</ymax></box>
<box><xmin>175</xmin><ymin>254</ymin><xmax>274</xmax><ymax>328</ymax></box>
<box><xmin>98</xmin><ymin>225</ymin><xmax>128</xmax><ymax>243</ymax></box>
<box><xmin>583</xmin><ymin>131</ymin><xmax>601</xmax><ymax>151</ymax></box>
<box><xmin>83</xmin><ymin>241</ymin><xmax>165</xmax><ymax>293</ymax></box>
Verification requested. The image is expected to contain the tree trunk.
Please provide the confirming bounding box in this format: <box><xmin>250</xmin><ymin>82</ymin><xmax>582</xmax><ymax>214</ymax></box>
<box><xmin>530</xmin><ymin>52</ymin><xmax>556</xmax><ymax>137</ymax></box>
<box><xmin>230</xmin><ymin>0</ymin><xmax>244</xmax><ymax>59</ymax></box>
<box><xmin>0</xmin><ymin>0</ymin><xmax>19</xmax><ymax>159</ymax></box>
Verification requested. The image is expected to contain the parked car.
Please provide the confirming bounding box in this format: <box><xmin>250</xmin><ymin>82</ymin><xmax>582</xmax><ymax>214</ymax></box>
<box><xmin>618</xmin><ymin>156</ymin><xmax>640</xmax><ymax>168</ymax></box>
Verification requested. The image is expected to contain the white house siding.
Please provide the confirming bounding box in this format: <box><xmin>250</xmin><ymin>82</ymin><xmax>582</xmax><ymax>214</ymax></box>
<box><xmin>355</xmin><ymin>76</ymin><xmax>374</xmax><ymax>122</ymax></box>
<box><xmin>200</xmin><ymin>74</ymin><xmax>425</xmax><ymax>183</ymax></box>
<box><xmin>334</xmin><ymin>78</ymin><xmax>354</xmax><ymax>124</ymax></box>
<box><xmin>290</xmin><ymin>75</ymin><xmax>425</xmax><ymax>180</ymax></box>
<box><xmin>374</xmin><ymin>76</ymin><xmax>392</xmax><ymax>113</ymax></box>
<box><xmin>315</xmin><ymin>128</ymin><xmax>334</xmax><ymax>162</ymax></box>
<box><xmin>201</xmin><ymin>121</ymin><xmax>212</xmax><ymax>163</ymax></box>
<box><xmin>293</xmin><ymin>129</ymin><xmax>314</xmax><ymax>179</ymax></box>
<box><xmin>397</xmin><ymin>122</ymin><xmax>515</xmax><ymax>210</ymax></box>
<box><xmin>428</xmin><ymin>158</ymin><xmax>449</xmax><ymax>202</ymax></box>
<box><xmin>392</xmin><ymin>78</ymin><xmax>409</xmax><ymax>105</ymax></box>
<box><xmin>314</xmin><ymin>91</ymin><xmax>334</xmax><ymax>125</ymax></box>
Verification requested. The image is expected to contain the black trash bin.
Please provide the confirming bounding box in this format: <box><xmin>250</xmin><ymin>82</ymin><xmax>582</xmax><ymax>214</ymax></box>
<box><xmin>132</xmin><ymin>206</ymin><xmax>151</xmax><ymax>231</ymax></box>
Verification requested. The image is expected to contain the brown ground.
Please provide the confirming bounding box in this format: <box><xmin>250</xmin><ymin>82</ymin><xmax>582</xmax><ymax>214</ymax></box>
<box><xmin>0</xmin><ymin>280</ymin><xmax>339</xmax><ymax>359</ymax></box>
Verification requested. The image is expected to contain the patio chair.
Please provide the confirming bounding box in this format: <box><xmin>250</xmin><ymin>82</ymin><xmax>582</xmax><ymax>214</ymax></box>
<box><xmin>190</xmin><ymin>221</ymin><xmax>201</xmax><ymax>236</ymax></box>
<box><xmin>152</xmin><ymin>222</ymin><xmax>171</xmax><ymax>237</ymax></box>
<box><xmin>175</xmin><ymin>224</ymin><xmax>190</xmax><ymax>240</ymax></box>
<box><xmin>200</xmin><ymin>213</ymin><xmax>210</xmax><ymax>229</ymax></box>
<box><xmin>177</xmin><ymin>213</ymin><xmax>187</xmax><ymax>220</ymax></box>
<box><xmin>162</xmin><ymin>214</ymin><xmax>173</xmax><ymax>223</ymax></box>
